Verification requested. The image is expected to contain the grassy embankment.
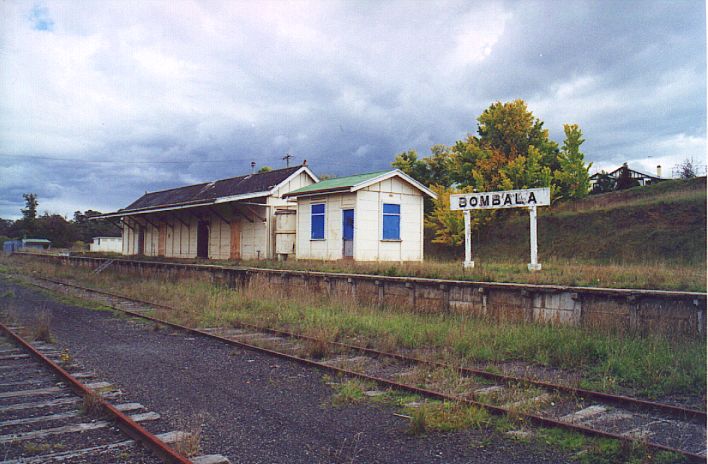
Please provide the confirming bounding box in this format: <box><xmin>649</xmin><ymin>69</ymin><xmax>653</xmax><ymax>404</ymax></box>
<box><xmin>81</xmin><ymin>177</ymin><xmax>707</xmax><ymax>291</ymax></box>
<box><xmin>4</xmin><ymin>256</ymin><xmax>705</xmax><ymax>402</ymax></box>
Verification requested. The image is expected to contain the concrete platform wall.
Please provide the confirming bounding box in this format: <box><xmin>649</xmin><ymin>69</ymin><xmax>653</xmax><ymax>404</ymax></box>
<box><xmin>19</xmin><ymin>253</ymin><xmax>707</xmax><ymax>338</ymax></box>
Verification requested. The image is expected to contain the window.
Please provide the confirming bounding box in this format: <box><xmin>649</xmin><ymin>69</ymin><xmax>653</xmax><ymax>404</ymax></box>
<box><xmin>382</xmin><ymin>203</ymin><xmax>400</xmax><ymax>240</ymax></box>
<box><xmin>311</xmin><ymin>203</ymin><xmax>325</xmax><ymax>239</ymax></box>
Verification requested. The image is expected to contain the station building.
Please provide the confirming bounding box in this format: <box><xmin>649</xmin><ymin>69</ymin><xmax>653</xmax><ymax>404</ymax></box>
<box><xmin>98</xmin><ymin>165</ymin><xmax>434</xmax><ymax>262</ymax></box>
<box><xmin>283</xmin><ymin>170</ymin><xmax>435</xmax><ymax>261</ymax></box>
<box><xmin>99</xmin><ymin>165</ymin><xmax>318</xmax><ymax>260</ymax></box>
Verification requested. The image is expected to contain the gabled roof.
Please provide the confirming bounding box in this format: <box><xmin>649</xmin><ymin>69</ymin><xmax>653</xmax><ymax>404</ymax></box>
<box><xmin>283</xmin><ymin>169</ymin><xmax>437</xmax><ymax>199</ymax></box>
<box><xmin>97</xmin><ymin>165</ymin><xmax>318</xmax><ymax>218</ymax></box>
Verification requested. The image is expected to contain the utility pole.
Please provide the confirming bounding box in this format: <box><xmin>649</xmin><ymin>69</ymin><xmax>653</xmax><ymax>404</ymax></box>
<box><xmin>282</xmin><ymin>153</ymin><xmax>294</xmax><ymax>167</ymax></box>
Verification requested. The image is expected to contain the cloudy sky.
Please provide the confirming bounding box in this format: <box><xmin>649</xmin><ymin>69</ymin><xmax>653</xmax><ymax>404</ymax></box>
<box><xmin>0</xmin><ymin>0</ymin><xmax>705</xmax><ymax>219</ymax></box>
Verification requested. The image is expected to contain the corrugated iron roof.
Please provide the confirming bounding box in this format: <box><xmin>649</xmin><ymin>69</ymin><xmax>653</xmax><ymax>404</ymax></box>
<box><xmin>121</xmin><ymin>166</ymin><xmax>303</xmax><ymax>212</ymax></box>
<box><xmin>284</xmin><ymin>170</ymin><xmax>390</xmax><ymax>196</ymax></box>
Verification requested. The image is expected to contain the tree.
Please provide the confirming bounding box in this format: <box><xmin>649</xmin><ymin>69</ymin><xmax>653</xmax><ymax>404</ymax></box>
<box><xmin>15</xmin><ymin>193</ymin><xmax>40</xmax><ymax>237</ymax></box>
<box><xmin>615</xmin><ymin>163</ymin><xmax>639</xmax><ymax>190</ymax></box>
<box><xmin>35</xmin><ymin>213</ymin><xmax>77</xmax><ymax>248</ymax></box>
<box><xmin>73</xmin><ymin>210</ymin><xmax>119</xmax><ymax>242</ymax></box>
<box><xmin>591</xmin><ymin>172</ymin><xmax>616</xmax><ymax>194</ymax></box>
<box><xmin>676</xmin><ymin>158</ymin><xmax>697</xmax><ymax>179</ymax></box>
<box><xmin>554</xmin><ymin>124</ymin><xmax>591</xmax><ymax>200</ymax></box>
<box><xmin>257</xmin><ymin>166</ymin><xmax>272</xmax><ymax>173</ymax></box>
<box><xmin>21</xmin><ymin>193</ymin><xmax>38</xmax><ymax>221</ymax></box>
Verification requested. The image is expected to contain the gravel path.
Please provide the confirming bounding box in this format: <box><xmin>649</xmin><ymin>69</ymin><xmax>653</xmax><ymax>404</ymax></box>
<box><xmin>1</xmin><ymin>277</ymin><xmax>572</xmax><ymax>463</ymax></box>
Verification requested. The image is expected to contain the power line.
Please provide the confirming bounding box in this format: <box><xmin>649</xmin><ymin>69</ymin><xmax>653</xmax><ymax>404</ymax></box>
<box><xmin>0</xmin><ymin>154</ymin><xmax>261</xmax><ymax>164</ymax></box>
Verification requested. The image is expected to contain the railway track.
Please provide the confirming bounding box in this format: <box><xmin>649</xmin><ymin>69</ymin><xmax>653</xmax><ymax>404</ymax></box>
<box><xmin>19</xmin><ymin>273</ymin><xmax>708</xmax><ymax>462</ymax></box>
<box><xmin>0</xmin><ymin>321</ymin><xmax>230</xmax><ymax>464</ymax></box>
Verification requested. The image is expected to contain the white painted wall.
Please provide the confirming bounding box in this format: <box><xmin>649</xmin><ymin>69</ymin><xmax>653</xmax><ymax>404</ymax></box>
<box><xmin>119</xmin><ymin>169</ymin><xmax>316</xmax><ymax>260</ymax></box>
<box><xmin>90</xmin><ymin>237</ymin><xmax>122</xmax><ymax>253</ymax></box>
<box><xmin>355</xmin><ymin>176</ymin><xmax>424</xmax><ymax>261</ymax></box>
<box><xmin>295</xmin><ymin>193</ymin><xmax>356</xmax><ymax>260</ymax></box>
<box><xmin>294</xmin><ymin>176</ymin><xmax>425</xmax><ymax>262</ymax></box>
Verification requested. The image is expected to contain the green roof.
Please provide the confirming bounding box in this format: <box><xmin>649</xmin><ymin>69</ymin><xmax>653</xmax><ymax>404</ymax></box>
<box><xmin>286</xmin><ymin>170</ymin><xmax>391</xmax><ymax>196</ymax></box>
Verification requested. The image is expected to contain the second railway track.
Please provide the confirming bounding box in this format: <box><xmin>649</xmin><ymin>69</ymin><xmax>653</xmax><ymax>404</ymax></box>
<box><xmin>18</xmin><ymin>272</ymin><xmax>708</xmax><ymax>462</ymax></box>
<box><xmin>0</xmin><ymin>321</ymin><xmax>230</xmax><ymax>464</ymax></box>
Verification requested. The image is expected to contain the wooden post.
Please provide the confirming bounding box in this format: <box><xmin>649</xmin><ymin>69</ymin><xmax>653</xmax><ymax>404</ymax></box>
<box><xmin>528</xmin><ymin>205</ymin><xmax>541</xmax><ymax>271</ymax></box>
<box><xmin>463</xmin><ymin>210</ymin><xmax>474</xmax><ymax>269</ymax></box>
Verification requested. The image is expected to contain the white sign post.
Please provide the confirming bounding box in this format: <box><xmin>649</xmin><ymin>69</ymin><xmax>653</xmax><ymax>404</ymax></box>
<box><xmin>450</xmin><ymin>188</ymin><xmax>551</xmax><ymax>272</ymax></box>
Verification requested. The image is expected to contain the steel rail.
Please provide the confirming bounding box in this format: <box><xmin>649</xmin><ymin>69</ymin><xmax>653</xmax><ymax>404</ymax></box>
<box><xmin>0</xmin><ymin>322</ymin><xmax>193</xmax><ymax>464</ymax></box>
<box><xmin>34</xmin><ymin>274</ymin><xmax>706</xmax><ymax>422</ymax></box>
<box><xmin>24</xmin><ymin>275</ymin><xmax>706</xmax><ymax>462</ymax></box>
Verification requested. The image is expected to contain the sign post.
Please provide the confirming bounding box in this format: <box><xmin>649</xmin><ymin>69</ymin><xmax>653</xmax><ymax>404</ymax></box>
<box><xmin>450</xmin><ymin>187</ymin><xmax>550</xmax><ymax>272</ymax></box>
<box><xmin>463</xmin><ymin>210</ymin><xmax>473</xmax><ymax>269</ymax></box>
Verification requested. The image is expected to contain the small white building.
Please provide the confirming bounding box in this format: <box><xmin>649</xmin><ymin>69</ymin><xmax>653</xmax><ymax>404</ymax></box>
<box><xmin>283</xmin><ymin>170</ymin><xmax>436</xmax><ymax>261</ymax></box>
<box><xmin>89</xmin><ymin>236</ymin><xmax>123</xmax><ymax>253</ymax></box>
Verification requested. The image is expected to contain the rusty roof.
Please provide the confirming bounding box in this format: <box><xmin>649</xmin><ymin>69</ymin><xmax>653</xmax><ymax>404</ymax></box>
<box><xmin>121</xmin><ymin>166</ymin><xmax>303</xmax><ymax>213</ymax></box>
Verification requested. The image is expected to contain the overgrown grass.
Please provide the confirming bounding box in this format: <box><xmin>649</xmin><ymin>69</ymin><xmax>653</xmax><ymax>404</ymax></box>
<box><xmin>234</xmin><ymin>258</ymin><xmax>706</xmax><ymax>292</ymax></box>
<box><xmin>5</xmin><ymin>256</ymin><xmax>705</xmax><ymax>402</ymax></box>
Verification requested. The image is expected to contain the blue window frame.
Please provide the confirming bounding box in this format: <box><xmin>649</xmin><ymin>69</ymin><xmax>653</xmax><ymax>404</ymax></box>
<box><xmin>311</xmin><ymin>203</ymin><xmax>325</xmax><ymax>240</ymax></box>
<box><xmin>382</xmin><ymin>203</ymin><xmax>400</xmax><ymax>240</ymax></box>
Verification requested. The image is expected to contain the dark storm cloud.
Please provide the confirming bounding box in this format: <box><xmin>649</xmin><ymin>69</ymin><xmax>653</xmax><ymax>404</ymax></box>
<box><xmin>0</xmin><ymin>0</ymin><xmax>704</xmax><ymax>218</ymax></box>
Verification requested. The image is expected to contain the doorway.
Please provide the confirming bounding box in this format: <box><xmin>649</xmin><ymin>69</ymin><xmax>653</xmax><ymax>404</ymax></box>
<box><xmin>342</xmin><ymin>209</ymin><xmax>354</xmax><ymax>258</ymax></box>
<box><xmin>197</xmin><ymin>220</ymin><xmax>209</xmax><ymax>258</ymax></box>
<box><xmin>137</xmin><ymin>226</ymin><xmax>145</xmax><ymax>256</ymax></box>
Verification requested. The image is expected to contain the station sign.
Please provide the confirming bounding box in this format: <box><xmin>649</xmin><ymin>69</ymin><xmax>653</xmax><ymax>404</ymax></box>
<box><xmin>450</xmin><ymin>188</ymin><xmax>550</xmax><ymax>211</ymax></box>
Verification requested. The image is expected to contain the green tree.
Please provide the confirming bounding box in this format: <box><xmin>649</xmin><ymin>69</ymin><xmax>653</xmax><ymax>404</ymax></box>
<box><xmin>21</xmin><ymin>193</ymin><xmax>38</xmax><ymax>221</ymax></box>
<box><xmin>553</xmin><ymin>124</ymin><xmax>591</xmax><ymax>200</ymax></box>
<box><xmin>257</xmin><ymin>166</ymin><xmax>272</xmax><ymax>173</ymax></box>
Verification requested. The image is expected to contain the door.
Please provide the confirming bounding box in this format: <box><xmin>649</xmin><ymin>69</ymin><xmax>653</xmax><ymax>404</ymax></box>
<box><xmin>342</xmin><ymin>209</ymin><xmax>354</xmax><ymax>258</ymax></box>
<box><xmin>197</xmin><ymin>221</ymin><xmax>209</xmax><ymax>258</ymax></box>
<box><xmin>137</xmin><ymin>226</ymin><xmax>145</xmax><ymax>256</ymax></box>
<box><xmin>230</xmin><ymin>218</ymin><xmax>241</xmax><ymax>260</ymax></box>
<box><xmin>158</xmin><ymin>224</ymin><xmax>166</xmax><ymax>256</ymax></box>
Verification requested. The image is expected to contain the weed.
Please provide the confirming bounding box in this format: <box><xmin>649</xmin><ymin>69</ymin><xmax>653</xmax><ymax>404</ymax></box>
<box><xmin>32</xmin><ymin>311</ymin><xmax>53</xmax><ymax>343</ymax></box>
<box><xmin>59</xmin><ymin>348</ymin><xmax>71</xmax><ymax>365</ymax></box>
<box><xmin>330</xmin><ymin>379</ymin><xmax>370</xmax><ymax>406</ymax></box>
<box><xmin>408</xmin><ymin>407</ymin><xmax>427</xmax><ymax>435</ymax></box>
<box><xmin>23</xmin><ymin>442</ymin><xmax>52</xmax><ymax>454</ymax></box>
<box><xmin>80</xmin><ymin>390</ymin><xmax>105</xmax><ymax>417</ymax></box>
<box><xmin>172</xmin><ymin>412</ymin><xmax>208</xmax><ymax>457</ymax></box>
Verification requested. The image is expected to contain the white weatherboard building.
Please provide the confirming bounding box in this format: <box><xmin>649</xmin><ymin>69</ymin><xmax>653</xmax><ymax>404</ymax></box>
<box><xmin>89</xmin><ymin>236</ymin><xmax>122</xmax><ymax>253</ymax></box>
<box><xmin>283</xmin><ymin>170</ymin><xmax>436</xmax><ymax>261</ymax></box>
<box><xmin>97</xmin><ymin>165</ymin><xmax>319</xmax><ymax>260</ymax></box>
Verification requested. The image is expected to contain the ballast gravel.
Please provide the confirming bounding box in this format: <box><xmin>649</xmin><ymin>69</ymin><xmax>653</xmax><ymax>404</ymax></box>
<box><xmin>1</xmin><ymin>277</ymin><xmax>573</xmax><ymax>463</ymax></box>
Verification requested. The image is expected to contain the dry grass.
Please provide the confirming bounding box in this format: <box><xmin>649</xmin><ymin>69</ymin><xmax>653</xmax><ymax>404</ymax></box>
<box><xmin>32</xmin><ymin>310</ymin><xmax>53</xmax><ymax>343</ymax></box>
<box><xmin>81</xmin><ymin>389</ymin><xmax>105</xmax><ymax>417</ymax></box>
<box><xmin>232</xmin><ymin>258</ymin><xmax>706</xmax><ymax>292</ymax></box>
<box><xmin>172</xmin><ymin>412</ymin><xmax>207</xmax><ymax>457</ymax></box>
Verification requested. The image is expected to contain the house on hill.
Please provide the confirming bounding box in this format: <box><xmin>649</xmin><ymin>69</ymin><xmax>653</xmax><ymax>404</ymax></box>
<box><xmin>97</xmin><ymin>165</ymin><xmax>318</xmax><ymax>260</ymax></box>
<box><xmin>590</xmin><ymin>163</ymin><xmax>664</xmax><ymax>192</ymax></box>
<box><xmin>283</xmin><ymin>169</ymin><xmax>436</xmax><ymax>261</ymax></box>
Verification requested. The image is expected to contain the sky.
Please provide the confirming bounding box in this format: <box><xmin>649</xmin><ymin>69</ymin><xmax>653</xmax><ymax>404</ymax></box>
<box><xmin>0</xmin><ymin>0</ymin><xmax>705</xmax><ymax>219</ymax></box>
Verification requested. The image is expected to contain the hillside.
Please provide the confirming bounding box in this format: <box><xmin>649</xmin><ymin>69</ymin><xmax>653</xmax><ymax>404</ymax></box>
<box><xmin>472</xmin><ymin>177</ymin><xmax>706</xmax><ymax>264</ymax></box>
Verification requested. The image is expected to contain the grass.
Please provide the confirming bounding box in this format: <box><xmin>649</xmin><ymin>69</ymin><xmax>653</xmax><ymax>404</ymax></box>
<box><xmin>5</xmin><ymin>256</ymin><xmax>704</xmax><ymax>401</ymax></box>
<box><xmin>233</xmin><ymin>257</ymin><xmax>706</xmax><ymax>292</ymax></box>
